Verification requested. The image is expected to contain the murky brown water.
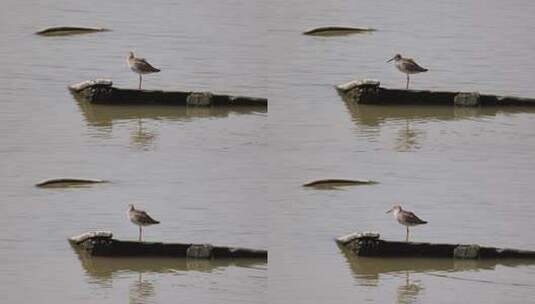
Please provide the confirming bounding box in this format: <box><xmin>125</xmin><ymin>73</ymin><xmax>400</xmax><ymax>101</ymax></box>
<box><xmin>265</xmin><ymin>0</ymin><xmax>535</xmax><ymax>303</ymax></box>
<box><xmin>1</xmin><ymin>0</ymin><xmax>267</xmax><ymax>303</ymax></box>
<box><xmin>2</xmin><ymin>0</ymin><xmax>535</xmax><ymax>303</ymax></box>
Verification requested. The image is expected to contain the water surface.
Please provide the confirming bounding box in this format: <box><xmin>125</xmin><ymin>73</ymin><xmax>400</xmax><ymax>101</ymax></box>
<box><xmin>0</xmin><ymin>1</ymin><xmax>268</xmax><ymax>303</ymax></box>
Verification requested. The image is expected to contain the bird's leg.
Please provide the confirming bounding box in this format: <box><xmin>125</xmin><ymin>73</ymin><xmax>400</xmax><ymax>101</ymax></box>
<box><xmin>406</xmin><ymin>226</ymin><xmax>409</xmax><ymax>242</ymax></box>
<box><xmin>406</xmin><ymin>74</ymin><xmax>410</xmax><ymax>90</ymax></box>
<box><xmin>139</xmin><ymin>226</ymin><xmax>142</xmax><ymax>242</ymax></box>
<box><xmin>138</xmin><ymin>74</ymin><xmax>142</xmax><ymax>90</ymax></box>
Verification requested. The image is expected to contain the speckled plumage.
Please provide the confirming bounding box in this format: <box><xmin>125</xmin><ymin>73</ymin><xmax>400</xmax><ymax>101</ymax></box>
<box><xmin>387</xmin><ymin>54</ymin><xmax>428</xmax><ymax>89</ymax></box>
<box><xmin>387</xmin><ymin>205</ymin><xmax>427</xmax><ymax>241</ymax></box>
<box><xmin>127</xmin><ymin>51</ymin><xmax>160</xmax><ymax>89</ymax></box>
<box><xmin>127</xmin><ymin>204</ymin><xmax>159</xmax><ymax>241</ymax></box>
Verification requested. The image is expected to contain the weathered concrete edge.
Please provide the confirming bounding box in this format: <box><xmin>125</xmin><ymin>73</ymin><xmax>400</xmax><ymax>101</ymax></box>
<box><xmin>69</xmin><ymin>79</ymin><xmax>113</xmax><ymax>92</ymax></box>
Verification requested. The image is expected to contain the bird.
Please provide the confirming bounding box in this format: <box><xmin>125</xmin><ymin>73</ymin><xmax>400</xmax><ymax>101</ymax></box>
<box><xmin>127</xmin><ymin>204</ymin><xmax>160</xmax><ymax>241</ymax></box>
<box><xmin>387</xmin><ymin>54</ymin><xmax>428</xmax><ymax>89</ymax></box>
<box><xmin>386</xmin><ymin>204</ymin><xmax>427</xmax><ymax>242</ymax></box>
<box><xmin>127</xmin><ymin>51</ymin><xmax>160</xmax><ymax>90</ymax></box>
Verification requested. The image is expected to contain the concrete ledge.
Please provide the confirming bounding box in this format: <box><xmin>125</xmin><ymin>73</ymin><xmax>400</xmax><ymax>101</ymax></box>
<box><xmin>69</xmin><ymin>79</ymin><xmax>268</xmax><ymax>107</ymax></box>
<box><xmin>69</xmin><ymin>231</ymin><xmax>267</xmax><ymax>259</ymax></box>
<box><xmin>336</xmin><ymin>231</ymin><xmax>535</xmax><ymax>259</ymax></box>
<box><xmin>336</xmin><ymin>79</ymin><xmax>535</xmax><ymax>106</ymax></box>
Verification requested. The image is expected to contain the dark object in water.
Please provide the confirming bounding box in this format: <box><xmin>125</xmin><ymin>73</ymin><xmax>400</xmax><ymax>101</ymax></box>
<box><xmin>336</xmin><ymin>232</ymin><xmax>535</xmax><ymax>259</ymax></box>
<box><xmin>303</xmin><ymin>26</ymin><xmax>376</xmax><ymax>36</ymax></box>
<box><xmin>303</xmin><ymin>179</ymin><xmax>378</xmax><ymax>188</ymax></box>
<box><xmin>69</xmin><ymin>79</ymin><xmax>268</xmax><ymax>107</ymax></box>
<box><xmin>336</xmin><ymin>79</ymin><xmax>535</xmax><ymax>107</ymax></box>
<box><xmin>35</xmin><ymin>26</ymin><xmax>110</xmax><ymax>36</ymax></box>
<box><xmin>36</xmin><ymin>178</ymin><xmax>109</xmax><ymax>188</ymax></box>
<box><xmin>69</xmin><ymin>231</ymin><xmax>267</xmax><ymax>259</ymax></box>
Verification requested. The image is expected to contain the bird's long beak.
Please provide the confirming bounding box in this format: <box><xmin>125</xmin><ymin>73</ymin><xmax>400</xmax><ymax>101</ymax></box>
<box><xmin>387</xmin><ymin>57</ymin><xmax>395</xmax><ymax>63</ymax></box>
<box><xmin>386</xmin><ymin>208</ymin><xmax>393</xmax><ymax>213</ymax></box>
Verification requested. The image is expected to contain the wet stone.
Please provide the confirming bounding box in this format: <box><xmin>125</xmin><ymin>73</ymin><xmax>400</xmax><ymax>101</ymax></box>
<box><xmin>455</xmin><ymin>92</ymin><xmax>481</xmax><ymax>107</ymax></box>
<box><xmin>187</xmin><ymin>244</ymin><xmax>214</xmax><ymax>258</ymax></box>
<box><xmin>187</xmin><ymin>92</ymin><xmax>213</xmax><ymax>106</ymax></box>
<box><xmin>454</xmin><ymin>244</ymin><xmax>481</xmax><ymax>259</ymax></box>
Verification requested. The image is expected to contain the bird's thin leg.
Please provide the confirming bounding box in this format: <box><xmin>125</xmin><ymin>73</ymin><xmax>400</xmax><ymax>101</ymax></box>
<box><xmin>139</xmin><ymin>75</ymin><xmax>142</xmax><ymax>90</ymax></box>
<box><xmin>406</xmin><ymin>74</ymin><xmax>410</xmax><ymax>90</ymax></box>
<box><xmin>139</xmin><ymin>226</ymin><xmax>142</xmax><ymax>242</ymax></box>
<box><xmin>406</xmin><ymin>226</ymin><xmax>409</xmax><ymax>242</ymax></box>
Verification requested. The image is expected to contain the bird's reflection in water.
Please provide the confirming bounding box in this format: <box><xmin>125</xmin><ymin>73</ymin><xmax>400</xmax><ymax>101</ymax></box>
<box><xmin>342</xmin><ymin>101</ymin><xmax>535</xmax><ymax>150</ymax></box>
<box><xmin>71</xmin><ymin>245</ymin><xmax>266</xmax><ymax>304</ymax></box>
<box><xmin>129</xmin><ymin>273</ymin><xmax>156</xmax><ymax>304</ymax></box>
<box><xmin>337</xmin><ymin>244</ymin><xmax>535</xmax><ymax>303</ymax></box>
<box><xmin>130</xmin><ymin>118</ymin><xmax>158</xmax><ymax>151</ymax></box>
<box><xmin>73</xmin><ymin>96</ymin><xmax>266</xmax><ymax>151</ymax></box>
<box><xmin>396</xmin><ymin>271</ymin><xmax>422</xmax><ymax>304</ymax></box>
<box><xmin>395</xmin><ymin>121</ymin><xmax>424</xmax><ymax>152</ymax></box>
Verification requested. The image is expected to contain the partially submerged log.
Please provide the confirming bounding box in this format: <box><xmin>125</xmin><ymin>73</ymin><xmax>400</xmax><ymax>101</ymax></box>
<box><xmin>69</xmin><ymin>231</ymin><xmax>267</xmax><ymax>259</ymax></box>
<box><xmin>303</xmin><ymin>179</ymin><xmax>378</xmax><ymax>188</ymax></box>
<box><xmin>303</xmin><ymin>26</ymin><xmax>376</xmax><ymax>36</ymax></box>
<box><xmin>36</xmin><ymin>26</ymin><xmax>110</xmax><ymax>36</ymax></box>
<box><xmin>336</xmin><ymin>79</ymin><xmax>535</xmax><ymax>107</ymax></box>
<box><xmin>36</xmin><ymin>178</ymin><xmax>108</xmax><ymax>188</ymax></box>
<box><xmin>336</xmin><ymin>232</ymin><xmax>535</xmax><ymax>259</ymax></box>
<box><xmin>69</xmin><ymin>79</ymin><xmax>268</xmax><ymax>107</ymax></box>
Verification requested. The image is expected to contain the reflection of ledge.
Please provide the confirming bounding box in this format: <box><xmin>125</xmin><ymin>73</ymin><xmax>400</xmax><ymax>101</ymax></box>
<box><xmin>342</xmin><ymin>97</ymin><xmax>535</xmax><ymax>127</ymax></box>
<box><xmin>337</xmin><ymin>242</ymin><xmax>535</xmax><ymax>281</ymax></box>
<box><xmin>73</xmin><ymin>93</ymin><xmax>267</xmax><ymax>127</ymax></box>
<box><xmin>336</xmin><ymin>232</ymin><xmax>535</xmax><ymax>286</ymax></box>
<box><xmin>74</xmin><ymin>248</ymin><xmax>266</xmax><ymax>281</ymax></box>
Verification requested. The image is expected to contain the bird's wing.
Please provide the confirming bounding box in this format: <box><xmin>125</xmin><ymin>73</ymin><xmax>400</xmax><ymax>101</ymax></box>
<box><xmin>406</xmin><ymin>211</ymin><xmax>427</xmax><ymax>224</ymax></box>
<box><xmin>134</xmin><ymin>58</ymin><xmax>160</xmax><ymax>71</ymax></box>
<box><xmin>139</xmin><ymin>210</ymin><xmax>160</xmax><ymax>224</ymax></box>
<box><xmin>406</xmin><ymin>58</ymin><xmax>427</xmax><ymax>71</ymax></box>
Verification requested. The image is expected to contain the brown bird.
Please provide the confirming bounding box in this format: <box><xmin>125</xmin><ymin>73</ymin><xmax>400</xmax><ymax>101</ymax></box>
<box><xmin>386</xmin><ymin>204</ymin><xmax>427</xmax><ymax>242</ymax></box>
<box><xmin>127</xmin><ymin>204</ymin><xmax>160</xmax><ymax>241</ymax></box>
<box><xmin>387</xmin><ymin>54</ymin><xmax>428</xmax><ymax>89</ymax></box>
<box><xmin>127</xmin><ymin>51</ymin><xmax>160</xmax><ymax>90</ymax></box>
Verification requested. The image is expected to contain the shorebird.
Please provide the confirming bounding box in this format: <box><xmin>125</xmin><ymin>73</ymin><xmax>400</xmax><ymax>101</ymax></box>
<box><xmin>387</xmin><ymin>54</ymin><xmax>428</xmax><ymax>89</ymax></box>
<box><xmin>127</xmin><ymin>51</ymin><xmax>160</xmax><ymax>90</ymax></box>
<box><xmin>127</xmin><ymin>204</ymin><xmax>160</xmax><ymax>241</ymax></box>
<box><xmin>386</xmin><ymin>204</ymin><xmax>427</xmax><ymax>242</ymax></box>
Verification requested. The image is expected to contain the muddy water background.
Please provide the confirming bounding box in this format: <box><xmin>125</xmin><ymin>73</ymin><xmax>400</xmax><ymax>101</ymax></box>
<box><xmin>265</xmin><ymin>1</ymin><xmax>535</xmax><ymax>303</ymax></box>
<box><xmin>0</xmin><ymin>1</ymin><xmax>268</xmax><ymax>303</ymax></box>
<box><xmin>2</xmin><ymin>0</ymin><xmax>535</xmax><ymax>303</ymax></box>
